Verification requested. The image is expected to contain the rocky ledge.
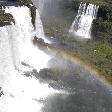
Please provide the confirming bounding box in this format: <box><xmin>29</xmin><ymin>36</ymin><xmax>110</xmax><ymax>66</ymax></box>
<box><xmin>0</xmin><ymin>8</ymin><xmax>14</xmax><ymax>26</ymax></box>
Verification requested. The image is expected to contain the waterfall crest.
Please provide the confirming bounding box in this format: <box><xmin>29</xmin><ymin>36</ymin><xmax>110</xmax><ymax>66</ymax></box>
<box><xmin>69</xmin><ymin>3</ymin><xmax>99</xmax><ymax>38</ymax></box>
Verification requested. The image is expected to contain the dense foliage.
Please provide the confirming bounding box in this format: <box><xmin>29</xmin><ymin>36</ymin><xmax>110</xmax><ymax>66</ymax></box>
<box><xmin>91</xmin><ymin>1</ymin><xmax>112</xmax><ymax>43</ymax></box>
<box><xmin>43</xmin><ymin>0</ymin><xmax>112</xmax><ymax>78</ymax></box>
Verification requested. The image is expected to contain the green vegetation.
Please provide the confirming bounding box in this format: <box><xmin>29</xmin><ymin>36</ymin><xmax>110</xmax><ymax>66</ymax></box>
<box><xmin>65</xmin><ymin>0</ymin><xmax>112</xmax><ymax>43</ymax></box>
<box><xmin>0</xmin><ymin>0</ymin><xmax>36</xmax><ymax>26</ymax></box>
<box><xmin>80</xmin><ymin>0</ymin><xmax>112</xmax><ymax>5</ymax></box>
<box><xmin>11</xmin><ymin>0</ymin><xmax>36</xmax><ymax>27</ymax></box>
<box><xmin>79</xmin><ymin>41</ymin><xmax>112</xmax><ymax>77</ymax></box>
<box><xmin>91</xmin><ymin>1</ymin><xmax>112</xmax><ymax>43</ymax></box>
<box><xmin>0</xmin><ymin>9</ymin><xmax>14</xmax><ymax>25</ymax></box>
<box><xmin>43</xmin><ymin>0</ymin><xmax>112</xmax><ymax>78</ymax></box>
<box><xmin>18</xmin><ymin>0</ymin><xmax>36</xmax><ymax>27</ymax></box>
<box><xmin>62</xmin><ymin>37</ymin><xmax>112</xmax><ymax>77</ymax></box>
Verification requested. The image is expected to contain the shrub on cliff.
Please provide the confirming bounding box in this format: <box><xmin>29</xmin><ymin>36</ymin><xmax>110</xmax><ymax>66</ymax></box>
<box><xmin>0</xmin><ymin>9</ymin><xmax>14</xmax><ymax>25</ymax></box>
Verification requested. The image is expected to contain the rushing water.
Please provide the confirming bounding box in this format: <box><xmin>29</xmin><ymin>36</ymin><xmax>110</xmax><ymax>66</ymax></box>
<box><xmin>69</xmin><ymin>2</ymin><xmax>99</xmax><ymax>38</ymax></box>
<box><xmin>4</xmin><ymin>6</ymin><xmax>50</xmax><ymax>71</ymax></box>
<box><xmin>0</xmin><ymin>6</ymin><xmax>58</xmax><ymax>112</ymax></box>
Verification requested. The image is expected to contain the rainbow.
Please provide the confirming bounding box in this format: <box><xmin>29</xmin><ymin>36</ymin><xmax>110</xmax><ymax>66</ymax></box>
<box><xmin>33</xmin><ymin>40</ymin><xmax>112</xmax><ymax>87</ymax></box>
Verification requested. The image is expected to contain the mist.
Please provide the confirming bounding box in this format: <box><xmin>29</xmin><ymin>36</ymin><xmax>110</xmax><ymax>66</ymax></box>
<box><xmin>32</xmin><ymin>0</ymin><xmax>75</xmax><ymax>18</ymax></box>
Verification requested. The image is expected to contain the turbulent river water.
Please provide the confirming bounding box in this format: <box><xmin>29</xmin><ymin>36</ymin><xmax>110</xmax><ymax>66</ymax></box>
<box><xmin>0</xmin><ymin>1</ymin><xmax>112</xmax><ymax>112</ymax></box>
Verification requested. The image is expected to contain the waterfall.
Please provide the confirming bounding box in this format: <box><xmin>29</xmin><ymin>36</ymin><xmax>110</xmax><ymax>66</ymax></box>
<box><xmin>35</xmin><ymin>9</ymin><xmax>50</xmax><ymax>43</ymax></box>
<box><xmin>69</xmin><ymin>3</ymin><xmax>99</xmax><ymax>38</ymax></box>
<box><xmin>0</xmin><ymin>6</ymin><xmax>58</xmax><ymax>112</ymax></box>
<box><xmin>4</xmin><ymin>6</ymin><xmax>50</xmax><ymax>71</ymax></box>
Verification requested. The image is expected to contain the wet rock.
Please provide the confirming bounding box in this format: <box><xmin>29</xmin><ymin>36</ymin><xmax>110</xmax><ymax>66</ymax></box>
<box><xmin>0</xmin><ymin>9</ymin><xmax>15</xmax><ymax>26</ymax></box>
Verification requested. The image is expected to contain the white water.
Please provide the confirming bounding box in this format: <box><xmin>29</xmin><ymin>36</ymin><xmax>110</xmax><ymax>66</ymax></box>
<box><xmin>0</xmin><ymin>6</ymin><xmax>58</xmax><ymax>112</ymax></box>
<box><xmin>69</xmin><ymin>3</ymin><xmax>99</xmax><ymax>38</ymax></box>
<box><xmin>35</xmin><ymin>9</ymin><xmax>50</xmax><ymax>43</ymax></box>
<box><xmin>32</xmin><ymin>0</ymin><xmax>49</xmax><ymax>14</ymax></box>
<box><xmin>5</xmin><ymin>6</ymin><xmax>50</xmax><ymax>71</ymax></box>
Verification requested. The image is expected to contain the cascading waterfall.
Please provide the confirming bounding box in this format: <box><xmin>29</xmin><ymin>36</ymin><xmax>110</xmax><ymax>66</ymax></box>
<box><xmin>35</xmin><ymin>9</ymin><xmax>50</xmax><ymax>43</ymax></box>
<box><xmin>0</xmin><ymin>6</ymin><xmax>59</xmax><ymax>112</ymax></box>
<box><xmin>69</xmin><ymin>3</ymin><xmax>99</xmax><ymax>38</ymax></box>
<box><xmin>4</xmin><ymin>6</ymin><xmax>50</xmax><ymax>71</ymax></box>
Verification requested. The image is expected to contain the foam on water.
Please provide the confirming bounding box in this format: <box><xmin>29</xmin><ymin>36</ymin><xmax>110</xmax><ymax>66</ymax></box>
<box><xmin>0</xmin><ymin>6</ymin><xmax>58</xmax><ymax>112</ymax></box>
<box><xmin>5</xmin><ymin>6</ymin><xmax>50</xmax><ymax>71</ymax></box>
<box><xmin>69</xmin><ymin>3</ymin><xmax>99</xmax><ymax>38</ymax></box>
